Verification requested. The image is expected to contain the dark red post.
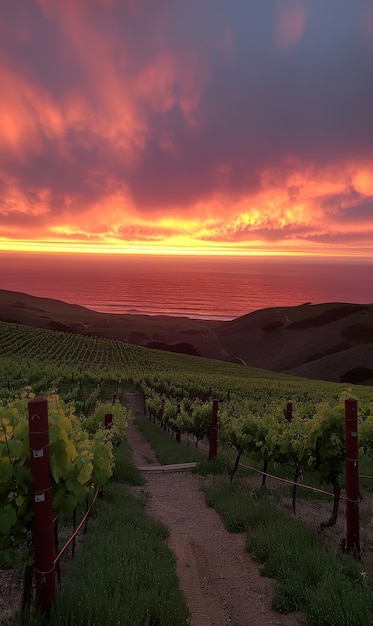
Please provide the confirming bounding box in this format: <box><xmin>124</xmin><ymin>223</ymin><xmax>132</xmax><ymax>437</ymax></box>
<box><xmin>286</xmin><ymin>402</ymin><xmax>293</xmax><ymax>422</ymax></box>
<box><xmin>104</xmin><ymin>413</ymin><xmax>113</xmax><ymax>429</ymax></box>
<box><xmin>28</xmin><ymin>397</ymin><xmax>56</xmax><ymax>615</ymax></box>
<box><xmin>345</xmin><ymin>398</ymin><xmax>360</xmax><ymax>556</ymax></box>
<box><xmin>209</xmin><ymin>400</ymin><xmax>218</xmax><ymax>460</ymax></box>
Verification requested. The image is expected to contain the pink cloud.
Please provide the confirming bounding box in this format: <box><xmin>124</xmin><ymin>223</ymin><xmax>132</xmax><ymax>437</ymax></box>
<box><xmin>361</xmin><ymin>5</ymin><xmax>373</xmax><ymax>51</ymax></box>
<box><xmin>1</xmin><ymin>1</ymin><xmax>373</xmax><ymax>256</ymax></box>
<box><xmin>274</xmin><ymin>0</ymin><xmax>308</xmax><ymax>55</ymax></box>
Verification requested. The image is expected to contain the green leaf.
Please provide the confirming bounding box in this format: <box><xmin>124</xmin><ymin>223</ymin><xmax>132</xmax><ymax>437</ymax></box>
<box><xmin>0</xmin><ymin>504</ymin><xmax>17</xmax><ymax>534</ymax></box>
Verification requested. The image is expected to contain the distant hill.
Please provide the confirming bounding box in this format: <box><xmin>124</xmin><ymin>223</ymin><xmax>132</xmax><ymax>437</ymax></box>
<box><xmin>1</xmin><ymin>289</ymin><xmax>372</xmax><ymax>384</ymax></box>
<box><xmin>215</xmin><ymin>302</ymin><xmax>373</xmax><ymax>384</ymax></box>
<box><xmin>0</xmin><ymin>289</ymin><xmax>225</xmax><ymax>361</ymax></box>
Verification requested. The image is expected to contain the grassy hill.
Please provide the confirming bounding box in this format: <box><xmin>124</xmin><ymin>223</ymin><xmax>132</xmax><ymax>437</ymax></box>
<box><xmin>1</xmin><ymin>289</ymin><xmax>373</xmax><ymax>384</ymax></box>
<box><xmin>0</xmin><ymin>289</ymin><xmax>224</xmax><ymax>360</ymax></box>
<box><xmin>216</xmin><ymin>302</ymin><xmax>373</xmax><ymax>383</ymax></box>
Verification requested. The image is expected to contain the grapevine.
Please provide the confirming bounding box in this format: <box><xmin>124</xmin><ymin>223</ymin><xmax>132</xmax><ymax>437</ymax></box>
<box><xmin>0</xmin><ymin>393</ymin><xmax>119</xmax><ymax>567</ymax></box>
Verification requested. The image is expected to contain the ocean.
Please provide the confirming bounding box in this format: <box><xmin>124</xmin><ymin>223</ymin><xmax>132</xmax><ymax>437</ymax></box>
<box><xmin>1</xmin><ymin>253</ymin><xmax>373</xmax><ymax>321</ymax></box>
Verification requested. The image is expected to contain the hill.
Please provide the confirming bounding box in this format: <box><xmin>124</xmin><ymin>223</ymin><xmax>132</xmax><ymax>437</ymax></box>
<box><xmin>216</xmin><ymin>302</ymin><xmax>373</xmax><ymax>384</ymax></box>
<box><xmin>1</xmin><ymin>289</ymin><xmax>373</xmax><ymax>384</ymax></box>
<box><xmin>0</xmin><ymin>289</ymin><xmax>224</xmax><ymax>360</ymax></box>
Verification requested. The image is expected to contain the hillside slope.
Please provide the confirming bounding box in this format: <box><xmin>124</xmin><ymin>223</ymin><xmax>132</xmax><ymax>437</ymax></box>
<box><xmin>0</xmin><ymin>289</ymin><xmax>224</xmax><ymax>360</ymax></box>
<box><xmin>217</xmin><ymin>302</ymin><xmax>373</xmax><ymax>383</ymax></box>
<box><xmin>1</xmin><ymin>290</ymin><xmax>372</xmax><ymax>383</ymax></box>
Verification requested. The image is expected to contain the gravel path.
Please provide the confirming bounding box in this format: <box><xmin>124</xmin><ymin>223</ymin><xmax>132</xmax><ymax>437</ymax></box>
<box><xmin>125</xmin><ymin>392</ymin><xmax>301</xmax><ymax>626</ymax></box>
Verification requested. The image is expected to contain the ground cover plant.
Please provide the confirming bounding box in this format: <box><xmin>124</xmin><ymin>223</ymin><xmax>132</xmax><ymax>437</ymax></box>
<box><xmin>203</xmin><ymin>478</ymin><xmax>373</xmax><ymax>624</ymax></box>
<box><xmin>14</xmin><ymin>439</ymin><xmax>189</xmax><ymax>626</ymax></box>
<box><xmin>135</xmin><ymin>414</ymin><xmax>206</xmax><ymax>465</ymax></box>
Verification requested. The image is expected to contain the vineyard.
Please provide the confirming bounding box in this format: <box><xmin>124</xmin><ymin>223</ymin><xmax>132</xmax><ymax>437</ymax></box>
<box><xmin>1</xmin><ymin>318</ymin><xmax>373</xmax><ymax>623</ymax></box>
<box><xmin>3</xmin><ymin>319</ymin><xmax>373</xmax><ymax>405</ymax></box>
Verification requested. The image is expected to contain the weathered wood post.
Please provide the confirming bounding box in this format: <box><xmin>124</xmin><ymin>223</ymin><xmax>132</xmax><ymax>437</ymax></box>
<box><xmin>104</xmin><ymin>413</ymin><xmax>113</xmax><ymax>429</ymax></box>
<box><xmin>28</xmin><ymin>397</ymin><xmax>56</xmax><ymax>616</ymax></box>
<box><xmin>286</xmin><ymin>402</ymin><xmax>293</xmax><ymax>422</ymax></box>
<box><xmin>345</xmin><ymin>398</ymin><xmax>360</xmax><ymax>557</ymax></box>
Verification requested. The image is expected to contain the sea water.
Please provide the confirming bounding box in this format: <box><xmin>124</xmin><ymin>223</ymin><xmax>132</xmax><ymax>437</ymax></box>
<box><xmin>1</xmin><ymin>253</ymin><xmax>372</xmax><ymax>321</ymax></box>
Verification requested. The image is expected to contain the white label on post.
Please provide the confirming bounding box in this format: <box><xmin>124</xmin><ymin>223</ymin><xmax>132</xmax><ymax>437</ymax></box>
<box><xmin>33</xmin><ymin>449</ymin><xmax>44</xmax><ymax>458</ymax></box>
<box><xmin>35</xmin><ymin>493</ymin><xmax>45</xmax><ymax>503</ymax></box>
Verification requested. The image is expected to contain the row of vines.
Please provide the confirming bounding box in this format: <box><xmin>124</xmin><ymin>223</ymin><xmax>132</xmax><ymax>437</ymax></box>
<box><xmin>1</xmin><ymin>319</ymin><xmax>373</xmax><ymax>572</ymax></box>
<box><xmin>0</xmin><ymin>390</ymin><xmax>130</xmax><ymax>570</ymax></box>
<box><xmin>144</xmin><ymin>388</ymin><xmax>373</xmax><ymax>525</ymax></box>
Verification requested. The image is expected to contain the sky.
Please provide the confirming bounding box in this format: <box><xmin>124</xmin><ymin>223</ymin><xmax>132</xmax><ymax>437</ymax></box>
<box><xmin>1</xmin><ymin>0</ymin><xmax>373</xmax><ymax>257</ymax></box>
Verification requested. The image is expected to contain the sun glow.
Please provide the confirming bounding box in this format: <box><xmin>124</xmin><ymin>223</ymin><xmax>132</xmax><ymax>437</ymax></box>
<box><xmin>1</xmin><ymin>235</ymin><xmax>370</xmax><ymax>259</ymax></box>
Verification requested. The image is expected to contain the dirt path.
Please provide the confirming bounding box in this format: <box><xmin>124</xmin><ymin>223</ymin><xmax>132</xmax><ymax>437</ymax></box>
<box><xmin>125</xmin><ymin>392</ymin><xmax>301</xmax><ymax>626</ymax></box>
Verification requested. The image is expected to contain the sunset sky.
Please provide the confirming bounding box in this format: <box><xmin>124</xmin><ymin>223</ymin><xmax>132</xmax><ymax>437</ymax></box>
<box><xmin>1</xmin><ymin>0</ymin><xmax>373</xmax><ymax>257</ymax></box>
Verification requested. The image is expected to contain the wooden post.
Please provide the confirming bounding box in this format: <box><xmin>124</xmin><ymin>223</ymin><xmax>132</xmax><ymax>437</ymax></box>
<box><xmin>345</xmin><ymin>398</ymin><xmax>360</xmax><ymax>556</ymax></box>
<box><xmin>104</xmin><ymin>413</ymin><xmax>113</xmax><ymax>429</ymax></box>
<box><xmin>28</xmin><ymin>397</ymin><xmax>56</xmax><ymax>616</ymax></box>
<box><xmin>286</xmin><ymin>402</ymin><xmax>293</xmax><ymax>422</ymax></box>
<box><xmin>209</xmin><ymin>400</ymin><xmax>218</xmax><ymax>460</ymax></box>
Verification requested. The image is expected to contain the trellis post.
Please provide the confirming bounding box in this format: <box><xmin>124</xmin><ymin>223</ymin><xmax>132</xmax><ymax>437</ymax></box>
<box><xmin>28</xmin><ymin>397</ymin><xmax>56</xmax><ymax>616</ymax></box>
<box><xmin>104</xmin><ymin>413</ymin><xmax>113</xmax><ymax>429</ymax></box>
<box><xmin>345</xmin><ymin>398</ymin><xmax>360</xmax><ymax>557</ymax></box>
<box><xmin>286</xmin><ymin>402</ymin><xmax>293</xmax><ymax>422</ymax></box>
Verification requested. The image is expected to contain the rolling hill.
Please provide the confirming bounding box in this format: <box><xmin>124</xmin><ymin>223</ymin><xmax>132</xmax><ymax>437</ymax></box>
<box><xmin>1</xmin><ymin>289</ymin><xmax>372</xmax><ymax>384</ymax></box>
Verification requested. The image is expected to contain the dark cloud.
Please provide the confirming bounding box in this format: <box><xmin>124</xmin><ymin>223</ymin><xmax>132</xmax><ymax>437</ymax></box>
<box><xmin>1</xmin><ymin>0</ymin><xmax>373</xmax><ymax>252</ymax></box>
<box><xmin>337</xmin><ymin>200</ymin><xmax>373</xmax><ymax>223</ymax></box>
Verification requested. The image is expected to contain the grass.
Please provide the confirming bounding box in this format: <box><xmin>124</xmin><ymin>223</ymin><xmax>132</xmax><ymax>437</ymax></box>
<box><xmin>22</xmin><ymin>437</ymin><xmax>189</xmax><ymax>626</ymax></box>
<box><xmin>203</xmin><ymin>477</ymin><xmax>373</xmax><ymax>624</ymax></box>
<box><xmin>135</xmin><ymin>415</ymin><xmax>258</xmax><ymax>479</ymax></box>
<box><xmin>252</xmin><ymin>459</ymin><xmax>334</xmax><ymax>502</ymax></box>
<box><xmin>111</xmin><ymin>439</ymin><xmax>146</xmax><ymax>485</ymax></box>
<box><xmin>134</xmin><ymin>414</ymin><xmax>207</xmax><ymax>465</ymax></box>
<box><xmin>358</xmin><ymin>454</ymin><xmax>373</xmax><ymax>493</ymax></box>
<box><xmin>51</xmin><ymin>483</ymin><xmax>188</xmax><ymax>626</ymax></box>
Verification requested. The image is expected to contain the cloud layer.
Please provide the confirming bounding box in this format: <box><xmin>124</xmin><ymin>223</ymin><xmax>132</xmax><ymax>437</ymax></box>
<box><xmin>1</xmin><ymin>0</ymin><xmax>373</xmax><ymax>255</ymax></box>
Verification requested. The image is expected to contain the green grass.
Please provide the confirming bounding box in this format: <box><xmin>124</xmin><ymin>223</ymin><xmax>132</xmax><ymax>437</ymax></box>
<box><xmin>111</xmin><ymin>440</ymin><xmax>146</xmax><ymax>485</ymax></box>
<box><xmin>203</xmin><ymin>478</ymin><xmax>261</xmax><ymax>532</ymax></box>
<box><xmin>135</xmin><ymin>414</ymin><xmax>207</xmax><ymax>465</ymax></box>
<box><xmin>203</xmin><ymin>477</ymin><xmax>373</xmax><ymax>623</ymax></box>
<box><xmin>23</xmin><ymin>438</ymin><xmax>188</xmax><ymax>626</ymax></box>
<box><xmin>135</xmin><ymin>415</ymin><xmax>259</xmax><ymax>479</ymax></box>
<box><xmin>241</xmin><ymin>457</ymin><xmax>336</xmax><ymax>502</ymax></box>
<box><xmin>52</xmin><ymin>483</ymin><xmax>188</xmax><ymax>626</ymax></box>
<box><xmin>358</xmin><ymin>454</ymin><xmax>373</xmax><ymax>493</ymax></box>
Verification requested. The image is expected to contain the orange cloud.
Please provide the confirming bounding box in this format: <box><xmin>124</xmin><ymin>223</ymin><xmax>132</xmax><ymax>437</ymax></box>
<box><xmin>2</xmin><ymin>156</ymin><xmax>373</xmax><ymax>258</ymax></box>
<box><xmin>0</xmin><ymin>64</ymin><xmax>65</xmax><ymax>155</ymax></box>
<box><xmin>1</xmin><ymin>1</ymin><xmax>373</xmax><ymax>258</ymax></box>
